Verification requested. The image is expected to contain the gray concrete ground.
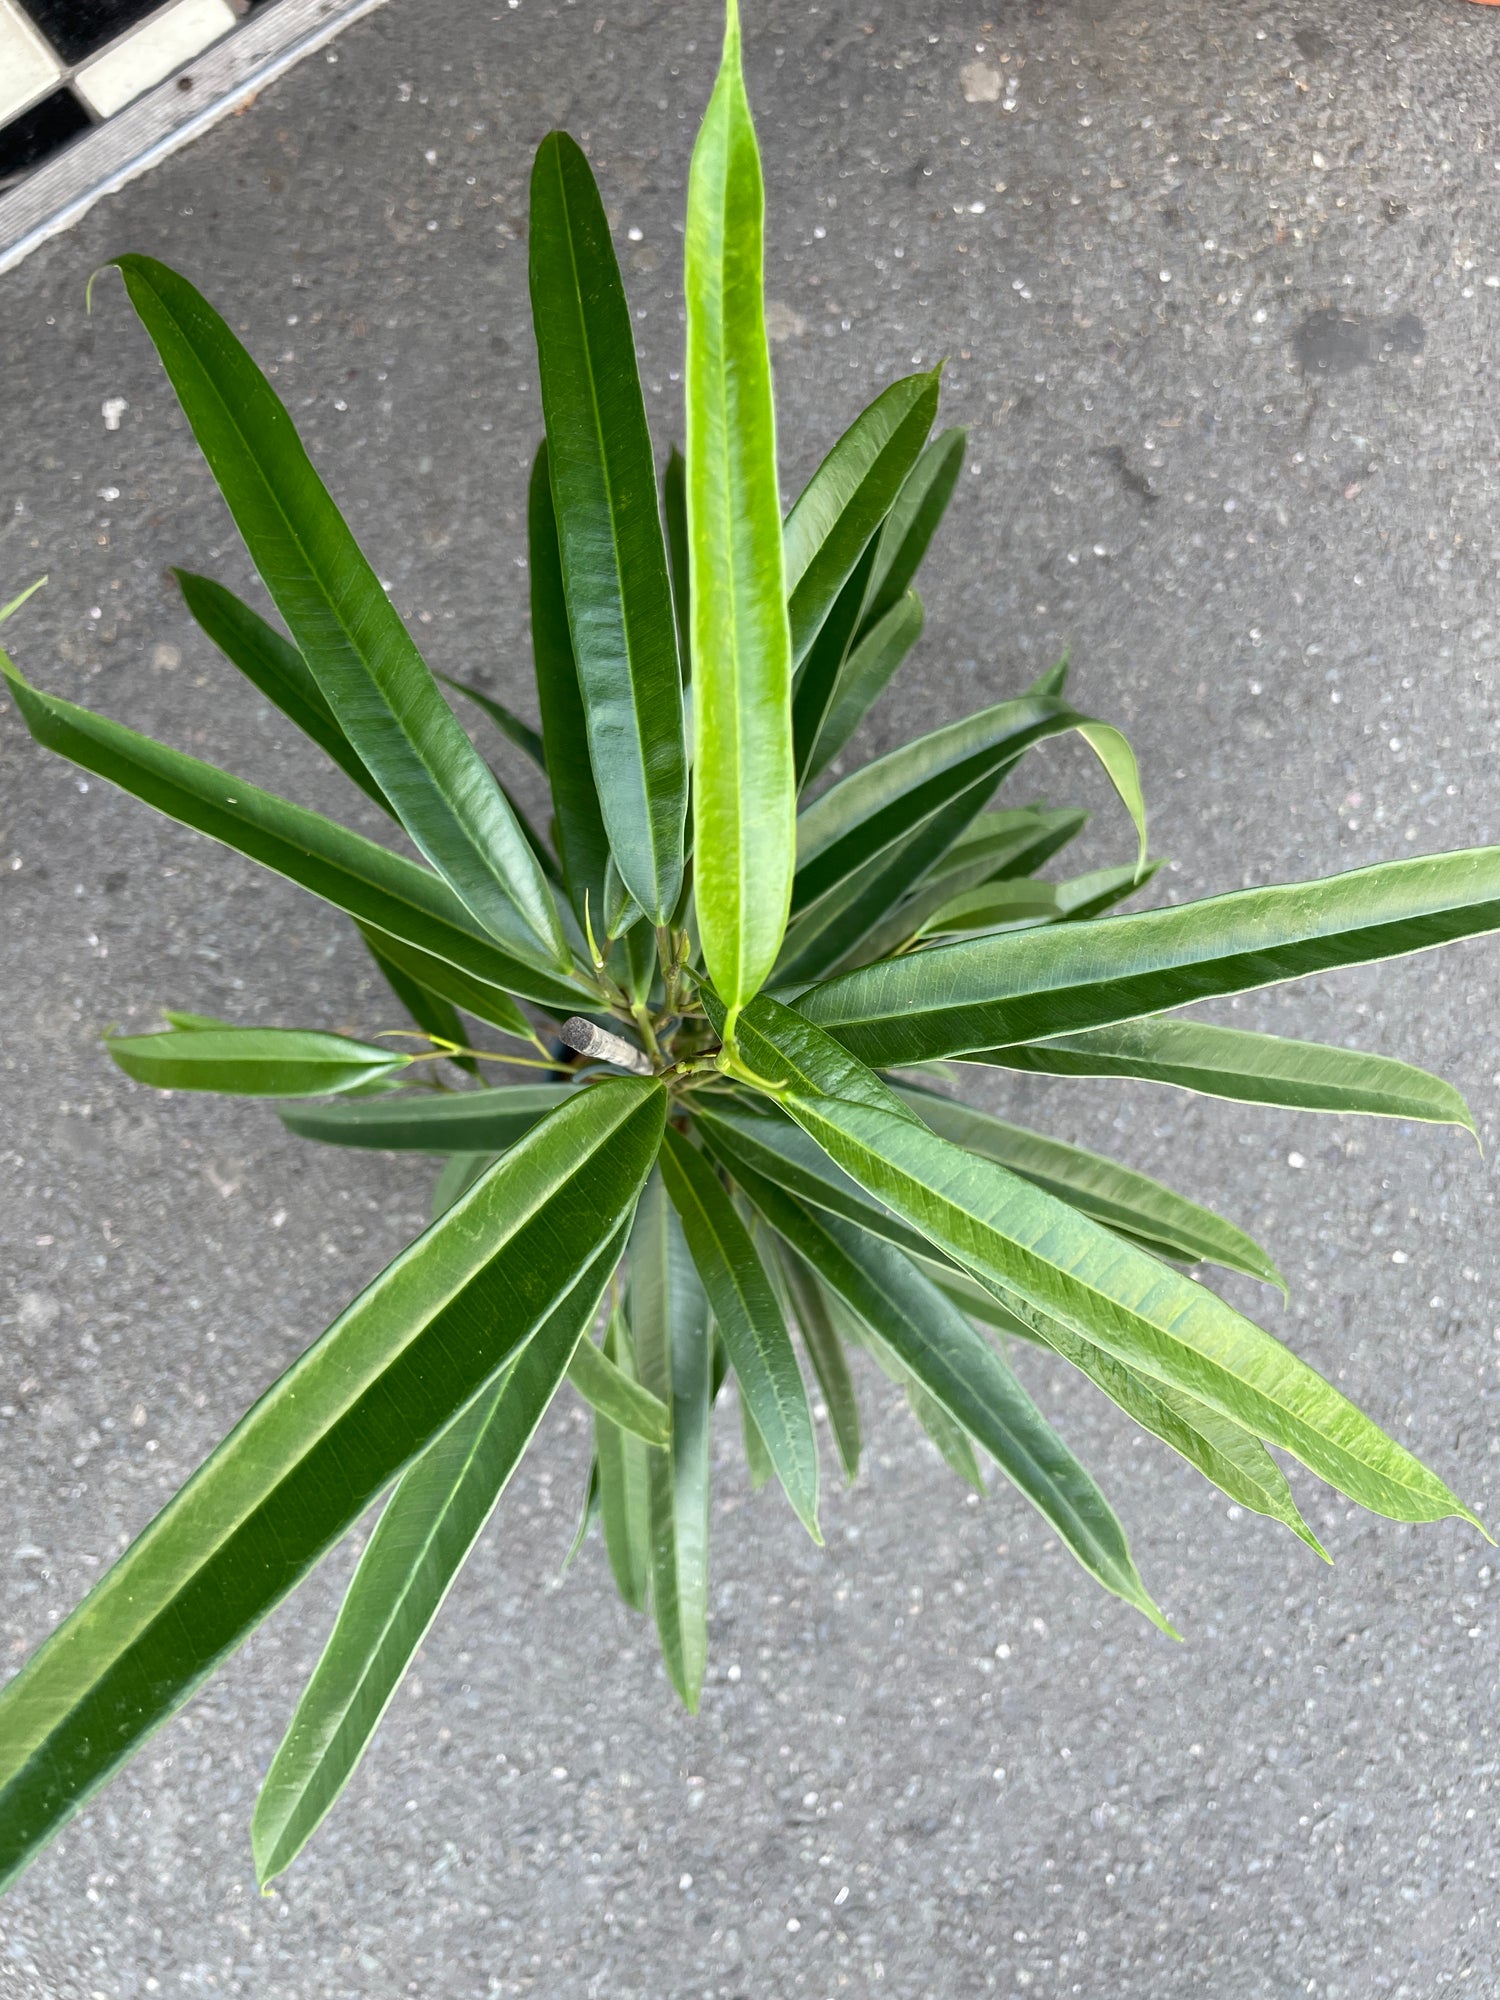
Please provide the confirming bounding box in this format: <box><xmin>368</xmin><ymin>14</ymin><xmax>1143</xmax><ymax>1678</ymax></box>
<box><xmin>4</xmin><ymin>0</ymin><xmax>1500</xmax><ymax>1991</ymax></box>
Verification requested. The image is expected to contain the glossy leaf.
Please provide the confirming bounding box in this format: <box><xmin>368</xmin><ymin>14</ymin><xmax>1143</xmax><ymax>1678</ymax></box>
<box><xmin>685</xmin><ymin>0</ymin><xmax>795</xmax><ymax>1025</ymax></box>
<box><xmin>722</xmin><ymin>993</ymin><xmax>1478</xmax><ymax>1529</ymax></box>
<box><xmin>628</xmin><ymin>1170</ymin><xmax>713</xmax><ymax>1709</ymax></box>
<box><xmin>279</xmin><ymin>1082</ymin><xmax>580</xmax><ymax>1152</ymax></box>
<box><xmin>0</xmin><ymin>655</ymin><xmax>592</xmax><ymax>1017</ymax></box>
<box><xmin>595</xmin><ymin>1304</ymin><xmax>653</xmax><ymax>1610</ymax></box>
<box><xmin>176</xmin><ymin>570</ymin><xmax>390</xmax><ymax>813</ymax></box>
<box><xmin>251</xmin><ymin>1219</ymin><xmax>625</xmax><ymax>1883</ymax></box>
<box><xmin>801</xmin><ymin>847</ymin><xmax>1500</xmax><ymax>1070</ymax></box>
<box><xmin>782</xmin><ymin>369</ymin><xmax>940</xmax><ymax>667</ymax></box>
<box><xmin>658</xmin><ymin>1124</ymin><xmax>819</xmax><ymax>1539</ymax></box>
<box><xmin>663</xmin><ymin>446</ymin><xmax>692</xmax><ymax>671</ymax></box>
<box><xmin>530</xmin><ymin>131</ymin><xmax>687</xmax><ymax>922</ymax></box>
<box><xmin>974</xmin><ymin>1017</ymin><xmax>1476</xmax><ymax>1131</ymax></box>
<box><xmin>108</xmin><ymin>255</ymin><xmax>569</xmax><ymax>972</ymax></box>
<box><xmin>568</xmin><ymin>1317</ymin><xmax>672</xmax><ymax>1447</ymax></box>
<box><xmin>440</xmin><ymin>674</ymin><xmax>547</xmax><ymax>773</ymax></box>
<box><xmin>0</xmin><ymin>1076</ymin><xmax>665</xmax><ymax>1890</ymax></box>
<box><xmin>917</xmin><ymin>878</ymin><xmax>1059</xmax><ymax>939</ymax></box>
<box><xmin>735</xmin><ymin>1162</ymin><xmax>1168</xmax><ymax>1627</ymax></box>
<box><xmin>771</xmin><ymin>1239</ymin><xmax>861</xmax><ymax>1482</ymax></box>
<box><xmin>107</xmin><ymin>1026</ymin><xmax>408</xmax><ymax>1098</ymax></box>
<box><xmin>529</xmin><ymin>443</ymin><xmax>612</xmax><ymax>927</ymax></box>
<box><xmin>804</xmin><ymin>588</ymin><xmax>924</xmax><ymax>786</ymax></box>
<box><xmin>894</xmin><ymin>1084</ymin><xmax>1284</xmax><ymax>1288</ymax></box>
<box><xmin>430</xmin><ymin>1151</ymin><xmax>495</xmax><ymax>1221</ymax></box>
<box><xmin>857</xmin><ymin>426</ymin><xmax>965</xmax><ymax>639</ymax></box>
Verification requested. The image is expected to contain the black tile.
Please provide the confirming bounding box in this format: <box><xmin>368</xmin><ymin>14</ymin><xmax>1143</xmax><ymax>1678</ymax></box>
<box><xmin>16</xmin><ymin>0</ymin><xmax>164</xmax><ymax>65</ymax></box>
<box><xmin>0</xmin><ymin>86</ymin><xmax>91</xmax><ymax>187</ymax></box>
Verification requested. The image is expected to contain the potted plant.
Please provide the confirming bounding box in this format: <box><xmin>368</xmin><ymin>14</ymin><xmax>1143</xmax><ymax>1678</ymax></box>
<box><xmin>0</xmin><ymin>0</ymin><xmax>1493</xmax><ymax>1891</ymax></box>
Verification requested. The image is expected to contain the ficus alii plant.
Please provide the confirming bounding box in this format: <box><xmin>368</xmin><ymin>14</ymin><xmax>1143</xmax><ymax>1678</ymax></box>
<box><xmin>1</xmin><ymin>0</ymin><xmax>1495</xmax><ymax>1893</ymax></box>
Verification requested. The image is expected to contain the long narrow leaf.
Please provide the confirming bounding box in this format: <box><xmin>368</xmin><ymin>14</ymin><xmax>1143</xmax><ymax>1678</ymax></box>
<box><xmin>973</xmin><ymin>1017</ymin><xmax>1476</xmax><ymax>1131</ymax></box>
<box><xmin>107</xmin><ymin>1026</ymin><xmax>409</xmax><ymax>1098</ymax></box>
<box><xmin>1</xmin><ymin>655</ymin><xmax>592</xmax><ymax>1017</ymax></box>
<box><xmin>719</xmin><ymin>992</ymin><xmax>1480</xmax><ymax>1529</ymax></box>
<box><xmin>530</xmin><ymin>132</ymin><xmax>687</xmax><ymax>922</ymax></box>
<box><xmin>771</xmin><ymin>1238</ymin><xmax>861</xmax><ymax>1482</ymax></box>
<box><xmin>251</xmin><ymin>1219</ymin><xmax>625</xmax><ymax>1884</ymax></box>
<box><xmin>658</xmin><ymin>1124</ymin><xmax>819</xmax><ymax>1538</ymax></box>
<box><xmin>0</xmin><ymin>1076</ymin><xmax>665</xmax><ymax>1891</ymax></box>
<box><xmin>894</xmin><ymin>1083</ymin><xmax>1284</xmax><ymax>1287</ymax></box>
<box><xmin>737</xmin><ymin>1165</ymin><xmax>1168</xmax><ymax>1627</ymax></box>
<box><xmin>440</xmin><ymin>674</ymin><xmax>547</xmax><ymax>773</ymax></box>
<box><xmin>801</xmin><ymin>848</ymin><xmax>1500</xmax><ymax>1069</ymax></box>
<box><xmin>279</xmin><ymin>1083</ymin><xmax>580</xmax><ymax>1153</ymax></box>
<box><xmin>628</xmin><ymin>1170</ymin><xmax>713</xmax><ymax>1708</ymax></box>
<box><xmin>685</xmin><ymin>0</ymin><xmax>795</xmax><ymax>1025</ymax></box>
<box><xmin>108</xmin><ymin>256</ymin><xmax>568</xmax><ymax>971</ymax></box>
<box><xmin>365</xmin><ymin>932</ymin><xmax>477</xmax><ymax>1077</ymax></box>
<box><xmin>856</xmin><ymin>426</ymin><xmax>965</xmax><ymax>640</ymax></box>
<box><xmin>568</xmin><ymin>1319</ymin><xmax>672</xmax><ymax>1447</ymax></box>
<box><xmin>804</xmin><ymin>589</ymin><xmax>923</xmax><ymax>786</ymax></box>
<box><xmin>595</xmin><ymin>1304</ymin><xmax>653</xmax><ymax>1610</ymax></box>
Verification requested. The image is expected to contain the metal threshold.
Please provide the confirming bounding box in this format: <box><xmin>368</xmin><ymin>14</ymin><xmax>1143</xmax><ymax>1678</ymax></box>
<box><xmin>0</xmin><ymin>0</ymin><xmax>389</xmax><ymax>276</ymax></box>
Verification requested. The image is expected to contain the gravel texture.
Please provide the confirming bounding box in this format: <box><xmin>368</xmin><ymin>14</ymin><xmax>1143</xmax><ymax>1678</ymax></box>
<box><xmin>4</xmin><ymin>0</ymin><xmax>1500</xmax><ymax>1992</ymax></box>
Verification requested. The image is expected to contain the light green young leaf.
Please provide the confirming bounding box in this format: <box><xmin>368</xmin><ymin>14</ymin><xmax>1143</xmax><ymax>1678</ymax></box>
<box><xmin>251</xmin><ymin>1219</ymin><xmax>625</xmax><ymax>1884</ymax></box>
<box><xmin>685</xmin><ymin>0</ymin><xmax>795</xmax><ymax>1027</ymax></box>
<box><xmin>0</xmin><ymin>1076</ymin><xmax>665</xmax><ymax>1892</ymax></box>
<box><xmin>530</xmin><ymin>131</ymin><xmax>687</xmax><ymax>922</ymax></box>
<box><xmin>107</xmin><ymin>256</ymin><xmax>569</xmax><ymax>973</ymax></box>
<box><xmin>658</xmin><ymin>1124</ymin><xmax>820</xmax><ymax>1540</ymax></box>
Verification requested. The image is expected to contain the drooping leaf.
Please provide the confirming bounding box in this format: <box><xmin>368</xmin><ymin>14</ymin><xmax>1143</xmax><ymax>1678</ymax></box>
<box><xmin>106</xmin><ymin>1026</ymin><xmax>409</xmax><ymax>1098</ymax></box>
<box><xmin>568</xmin><ymin>1316</ymin><xmax>673</xmax><ymax>1447</ymax></box>
<box><xmin>893</xmin><ymin>1083</ymin><xmax>1284</xmax><ymax>1288</ymax></box>
<box><xmin>175</xmin><ymin>570</ymin><xmax>390</xmax><ymax>813</ymax></box>
<box><xmin>856</xmin><ymin>425</ymin><xmax>965</xmax><ymax>640</ymax></box>
<box><xmin>782</xmin><ymin>368</ymin><xmax>940</xmax><ymax>667</ymax></box>
<box><xmin>735</xmin><ymin>1163</ymin><xmax>1168</xmax><ymax>1627</ymax></box>
<box><xmin>973</xmin><ymin>1017</ymin><xmax>1476</xmax><ymax>1131</ymax></box>
<box><xmin>251</xmin><ymin>1218</ymin><xmax>625</xmax><ymax>1885</ymax></box>
<box><xmin>530</xmin><ymin>131</ymin><xmax>688</xmax><ymax>922</ymax></box>
<box><xmin>107</xmin><ymin>256</ymin><xmax>569</xmax><ymax>972</ymax></box>
<box><xmin>770</xmin><ymin>1238</ymin><xmax>861</xmax><ymax>1482</ymax></box>
<box><xmin>739</xmin><ymin>1390</ymin><xmax>774</xmax><ymax>1488</ymax></box>
<box><xmin>628</xmin><ymin>1170</ymin><xmax>713</xmax><ymax>1709</ymax></box>
<box><xmin>439</xmin><ymin>674</ymin><xmax>547</xmax><ymax>773</ymax></box>
<box><xmin>685</xmin><ymin>0</ymin><xmax>795</xmax><ymax>1026</ymax></box>
<box><xmin>594</xmin><ymin>1303</ymin><xmax>654</xmax><ymax>1611</ymax></box>
<box><xmin>803</xmin><ymin>588</ymin><xmax>924</xmax><ymax>787</ymax></box>
<box><xmin>658</xmin><ymin>1123</ymin><xmax>819</xmax><ymax>1539</ymax></box>
<box><xmin>0</xmin><ymin>1076</ymin><xmax>665</xmax><ymax>1891</ymax></box>
<box><xmin>279</xmin><ymin>1082</ymin><xmax>580</xmax><ymax>1152</ymax></box>
<box><xmin>719</xmin><ymin>992</ymin><xmax>1480</xmax><ymax>1530</ymax></box>
<box><xmin>0</xmin><ymin>655</ymin><xmax>593</xmax><ymax>1018</ymax></box>
<box><xmin>801</xmin><ymin>848</ymin><xmax>1500</xmax><ymax>1070</ymax></box>
<box><xmin>528</xmin><ymin>442</ymin><xmax>612</xmax><ymax>929</ymax></box>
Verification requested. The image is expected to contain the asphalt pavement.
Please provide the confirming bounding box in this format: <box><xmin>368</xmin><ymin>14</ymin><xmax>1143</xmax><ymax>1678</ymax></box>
<box><xmin>3</xmin><ymin>0</ymin><xmax>1500</xmax><ymax>1992</ymax></box>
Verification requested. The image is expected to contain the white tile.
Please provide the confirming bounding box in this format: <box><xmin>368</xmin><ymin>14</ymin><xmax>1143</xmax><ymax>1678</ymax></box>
<box><xmin>76</xmin><ymin>0</ymin><xmax>237</xmax><ymax>119</ymax></box>
<box><xmin>0</xmin><ymin>0</ymin><xmax>64</xmax><ymax>126</ymax></box>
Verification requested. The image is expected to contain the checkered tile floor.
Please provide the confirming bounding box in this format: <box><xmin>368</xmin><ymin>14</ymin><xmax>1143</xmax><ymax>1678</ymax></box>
<box><xmin>0</xmin><ymin>0</ymin><xmax>282</xmax><ymax>186</ymax></box>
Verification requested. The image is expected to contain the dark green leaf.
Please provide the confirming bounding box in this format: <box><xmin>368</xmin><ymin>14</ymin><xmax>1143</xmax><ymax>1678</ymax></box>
<box><xmin>0</xmin><ymin>1076</ymin><xmax>665</xmax><ymax>1892</ymax></box>
<box><xmin>628</xmin><ymin>1170</ymin><xmax>713</xmax><ymax>1708</ymax></box>
<box><xmin>530</xmin><ymin>132</ymin><xmax>688</xmax><ymax>922</ymax></box>
<box><xmin>440</xmin><ymin>674</ymin><xmax>547</xmax><ymax>773</ymax></box>
<box><xmin>252</xmin><ymin>1217</ymin><xmax>625</xmax><ymax>1883</ymax></box>
<box><xmin>663</xmin><ymin>446</ymin><xmax>692</xmax><ymax>672</ymax></box>
<box><xmin>595</xmin><ymin>1303</ymin><xmax>653</xmax><ymax>1610</ymax></box>
<box><xmin>973</xmin><ymin>1017</ymin><xmax>1476</xmax><ymax>1131</ymax></box>
<box><xmin>804</xmin><ymin>588</ymin><xmax>923</xmax><ymax>787</ymax></box>
<box><xmin>569</xmin><ymin>1314</ymin><xmax>673</xmax><ymax>1447</ymax></box>
<box><xmin>801</xmin><ymin>848</ymin><xmax>1500</xmax><ymax>1070</ymax></box>
<box><xmin>658</xmin><ymin>1124</ymin><xmax>819</xmax><ymax>1539</ymax></box>
<box><xmin>107</xmin><ymin>1026</ymin><xmax>407</xmax><ymax>1098</ymax></box>
<box><xmin>857</xmin><ymin>426</ymin><xmax>965</xmax><ymax>640</ymax></box>
<box><xmin>108</xmin><ymin>256</ymin><xmax>568</xmax><ymax>971</ymax></box>
<box><xmin>771</xmin><ymin>1239</ymin><xmax>861</xmax><ymax>1482</ymax></box>
<box><xmin>366</xmin><ymin>932</ymin><xmax>477</xmax><ymax>1076</ymax></box>
<box><xmin>279</xmin><ymin>1081</ymin><xmax>580</xmax><ymax>1152</ymax></box>
<box><xmin>782</xmin><ymin>369</ymin><xmax>940</xmax><ymax>666</ymax></box>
